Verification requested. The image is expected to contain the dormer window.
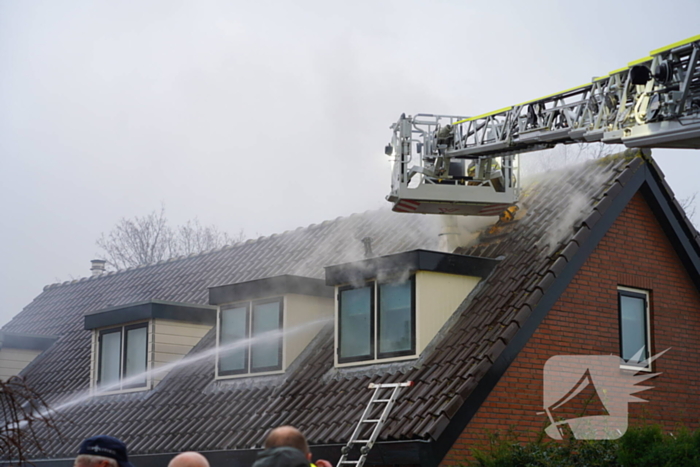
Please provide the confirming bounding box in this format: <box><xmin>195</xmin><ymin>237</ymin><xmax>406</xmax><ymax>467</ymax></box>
<box><xmin>378</xmin><ymin>279</ymin><xmax>414</xmax><ymax>357</ymax></box>
<box><xmin>209</xmin><ymin>275</ymin><xmax>334</xmax><ymax>379</ymax></box>
<box><xmin>85</xmin><ymin>300</ymin><xmax>216</xmax><ymax>394</ymax></box>
<box><xmin>97</xmin><ymin>323</ymin><xmax>148</xmax><ymax>390</ymax></box>
<box><xmin>327</xmin><ymin>250</ymin><xmax>499</xmax><ymax>368</ymax></box>
<box><xmin>219</xmin><ymin>298</ymin><xmax>283</xmax><ymax>375</ymax></box>
<box><xmin>338</xmin><ymin>278</ymin><xmax>415</xmax><ymax>363</ymax></box>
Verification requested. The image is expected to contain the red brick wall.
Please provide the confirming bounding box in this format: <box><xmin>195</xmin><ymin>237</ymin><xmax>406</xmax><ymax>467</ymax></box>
<box><xmin>442</xmin><ymin>192</ymin><xmax>700</xmax><ymax>465</ymax></box>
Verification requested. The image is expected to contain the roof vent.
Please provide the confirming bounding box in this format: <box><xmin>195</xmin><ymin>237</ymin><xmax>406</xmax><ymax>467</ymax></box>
<box><xmin>362</xmin><ymin>237</ymin><xmax>374</xmax><ymax>258</ymax></box>
<box><xmin>439</xmin><ymin>216</ymin><xmax>460</xmax><ymax>252</ymax></box>
<box><xmin>90</xmin><ymin>259</ymin><xmax>106</xmax><ymax>277</ymax></box>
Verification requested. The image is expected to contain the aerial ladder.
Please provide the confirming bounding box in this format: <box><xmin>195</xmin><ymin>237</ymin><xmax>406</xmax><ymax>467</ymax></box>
<box><xmin>385</xmin><ymin>35</ymin><xmax>700</xmax><ymax>216</ymax></box>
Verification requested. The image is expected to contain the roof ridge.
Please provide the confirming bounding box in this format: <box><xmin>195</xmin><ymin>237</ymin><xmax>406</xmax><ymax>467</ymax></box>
<box><xmin>41</xmin><ymin>207</ymin><xmax>392</xmax><ymax>291</ymax></box>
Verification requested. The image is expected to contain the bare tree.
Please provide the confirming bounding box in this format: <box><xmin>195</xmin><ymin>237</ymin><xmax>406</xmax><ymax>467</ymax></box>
<box><xmin>1</xmin><ymin>376</ymin><xmax>61</xmax><ymax>465</ymax></box>
<box><xmin>174</xmin><ymin>219</ymin><xmax>245</xmax><ymax>257</ymax></box>
<box><xmin>679</xmin><ymin>192</ymin><xmax>698</xmax><ymax>225</ymax></box>
<box><xmin>97</xmin><ymin>205</ymin><xmax>245</xmax><ymax>269</ymax></box>
<box><xmin>97</xmin><ymin>204</ymin><xmax>174</xmax><ymax>269</ymax></box>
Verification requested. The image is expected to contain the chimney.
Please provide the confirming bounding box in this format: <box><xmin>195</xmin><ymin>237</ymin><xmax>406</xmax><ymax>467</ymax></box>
<box><xmin>439</xmin><ymin>216</ymin><xmax>460</xmax><ymax>253</ymax></box>
<box><xmin>361</xmin><ymin>237</ymin><xmax>374</xmax><ymax>258</ymax></box>
<box><xmin>91</xmin><ymin>259</ymin><xmax>106</xmax><ymax>277</ymax></box>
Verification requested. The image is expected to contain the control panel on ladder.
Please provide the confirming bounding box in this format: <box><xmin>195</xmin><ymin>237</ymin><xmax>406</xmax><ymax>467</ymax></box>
<box><xmin>385</xmin><ymin>34</ymin><xmax>700</xmax><ymax>216</ymax></box>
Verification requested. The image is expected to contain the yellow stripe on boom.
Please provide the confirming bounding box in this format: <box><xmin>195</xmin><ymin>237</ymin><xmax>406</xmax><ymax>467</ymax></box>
<box><xmin>628</xmin><ymin>56</ymin><xmax>652</xmax><ymax>66</ymax></box>
<box><xmin>650</xmin><ymin>34</ymin><xmax>700</xmax><ymax>56</ymax></box>
<box><xmin>516</xmin><ymin>84</ymin><xmax>590</xmax><ymax>107</ymax></box>
<box><xmin>453</xmin><ymin>107</ymin><xmax>512</xmax><ymax>125</ymax></box>
<box><xmin>608</xmin><ymin>66</ymin><xmax>629</xmax><ymax>75</ymax></box>
<box><xmin>451</xmin><ymin>34</ymin><xmax>699</xmax><ymax>128</ymax></box>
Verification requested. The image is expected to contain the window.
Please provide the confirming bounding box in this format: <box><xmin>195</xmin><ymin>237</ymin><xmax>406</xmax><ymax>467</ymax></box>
<box><xmin>338</xmin><ymin>284</ymin><xmax>374</xmax><ymax>362</ymax></box>
<box><xmin>618</xmin><ymin>288</ymin><xmax>651</xmax><ymax>369</ymax></box>
<box><xmin>378</xmin><ymin>280</ymin><xmax>414</xmax><ymax>357</ymax></box>
<box><xmin>97</xmin><ymin>322</ymin><xmax>148</xmax><ymax>391</ymax></box>
<box><xmin>218</xmin><ymin>298</ymin><xmax>283</xmax><ymax>376</ymax></box>
<box><xmin>338</xmin><ymin>278</ymin><xmax>415</xmax><ymax>364</ymax></box>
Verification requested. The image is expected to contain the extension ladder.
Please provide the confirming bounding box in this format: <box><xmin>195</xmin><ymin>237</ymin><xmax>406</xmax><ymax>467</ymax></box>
<box><xmin>337</xmin><ymin>381</ymin><xmax>413</xmax><ymax>467</ymax></box>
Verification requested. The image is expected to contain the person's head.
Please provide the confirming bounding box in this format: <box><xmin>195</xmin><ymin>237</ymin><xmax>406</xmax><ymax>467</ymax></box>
<box><xmin>74</xmin><ymin>436</ymin><xmax>134</xmax><ymax>467</ymax></box>
<box><xmin>263</xmin><ymin>426</ymin><xmax>311</xmax><ymax>460</ymax></box>
<box><xmin>168</xmin><ymin>452</ymin><xmax>210</xmax><ymax>467</ymax></box>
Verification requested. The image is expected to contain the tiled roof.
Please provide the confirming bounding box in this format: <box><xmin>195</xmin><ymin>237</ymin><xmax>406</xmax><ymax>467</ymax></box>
<box><xmin>2</xmin><ymin>210</ymin><xmax>442</xmax><ymax>457</ymax></box>
<box><xmin>3</xmin><ymin>151</ymin><xmax>699</xmax><ymax>465</ymax></box>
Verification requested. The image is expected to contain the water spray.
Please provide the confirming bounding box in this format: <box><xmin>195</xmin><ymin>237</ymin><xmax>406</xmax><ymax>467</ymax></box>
<box><xmin>14</xmin><ymin>316</ymin><xmax>333</xmax><ymax>429</ymax></box>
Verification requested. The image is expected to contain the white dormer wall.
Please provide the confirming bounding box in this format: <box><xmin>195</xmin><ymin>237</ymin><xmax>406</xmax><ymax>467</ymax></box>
<box><xmin>0</xmin><ymin>333</ymin><xmax>56</xmax><ymax>381</ymax></box>
<box><xmin>0</xmin><ymin>348</ymin><xmax>42</xmax><ymax>381</ymax></box>
<box><xmin>285</xmin><ymin>293</ymin><xmax>334</xmax><ymax>368</ymax></box>
<box><xmin>152</xmin><ymin>319</ymin><xmax>213</xmax><ymax>387</ymax></box>
<box><xmin>415</xmin><ymin>270</ymin><xmax>481</xmax><ymax>355</ymax></box>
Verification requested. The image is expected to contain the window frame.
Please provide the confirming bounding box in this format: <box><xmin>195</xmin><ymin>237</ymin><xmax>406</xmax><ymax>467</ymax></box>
<box><xmin>250</xmin><ymin>298</ymin><xmax>284</xmax><ymax>373</ymax></box>
<box><xmin>337</xmin><ymin>282</ymin><xmax>375</xmax><ymax>364</ymax></box>
<box><xmin>121</xmin><ymin>322</ymin><xmax>149</xmax><ymax>389</ymax></box>
<box><xmin>218</xmin><ymin>303</ymin><xmax>251</xmax><ymax>376</ymax></box>
<box><xmin>96</xmin><ymin>321</ymin><xmax>150</xmax><ymax>392</ymax></box>
<box><xmin>617</xmin><ymin>287</ymin><xmax>652</xmax><ymax>371</ymax></box>
<box><xmin>377</xmin><ymin>276</ymin><xmax>416</xmax><ymax>359</ymax></box>
<box><xmin>337</xmin><ymin>276</ymin><xmax>416</xmax><ymax>365</ymax></box>
<box><xmin>216</xmin><ymin>297</ymin><xmax>284</xmax><ymax>378</ymax></box>
<box><xmin>97</xmin><ymin>327</ymin><xmax>122</xmax><ymax>388</ymax></box>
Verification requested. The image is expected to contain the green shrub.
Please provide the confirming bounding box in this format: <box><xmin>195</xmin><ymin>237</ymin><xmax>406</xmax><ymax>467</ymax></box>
<box><xmin>466</xmin><ymin>425</ymin><xmax>699</xmax><ymax>467</ymax></box>
<box><xmin>618</xmin><ymin>425</ymin><xmax>700</xmax><ymax>467</ymax></box>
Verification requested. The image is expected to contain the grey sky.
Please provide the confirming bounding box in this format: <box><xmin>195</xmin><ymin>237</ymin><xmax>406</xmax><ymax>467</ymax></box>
<box><xmin>1</xmin><ymin>0</ymin><xmax>699</xmax><ymax>326</ymax></box>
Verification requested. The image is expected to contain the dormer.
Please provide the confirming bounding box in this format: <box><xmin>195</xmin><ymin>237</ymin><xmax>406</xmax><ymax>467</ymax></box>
<box><xmin>325</xmin><ymin>249</ymin><xmax>499</xmax><ymax>367</ymax></box>
<box><xmin>208</xmin><ymin>275</ymin><xmax>334</xmax><ymax>379</ymax></box>
<box><xmin>84</xmin><ymin>300</ymin><xmax>216</xmax><ymax>394</ymax></box>
<box><xmin>0</xmin><ymin>332</ymin><xmax>57</xmax><ymax>381</ymax></box>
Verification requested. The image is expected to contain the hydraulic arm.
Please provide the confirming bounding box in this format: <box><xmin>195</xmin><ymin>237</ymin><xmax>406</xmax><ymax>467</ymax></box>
<box><xmin>386</xmin><ymin>35</ymin><xmax>700</xmax><ymax>216</ymax></box>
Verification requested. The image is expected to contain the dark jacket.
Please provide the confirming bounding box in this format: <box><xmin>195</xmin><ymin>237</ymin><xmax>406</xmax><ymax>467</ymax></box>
<box><xmin>252</xmin><ymin>446</ymin><xmax>310</xmax><ymax>467</ymax></box>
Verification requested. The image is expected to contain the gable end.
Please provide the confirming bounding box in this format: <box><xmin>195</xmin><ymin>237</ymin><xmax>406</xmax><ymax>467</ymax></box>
<box><xmin>430</xmin><ymin>156</ymin><xmax>700</xmax><ymax>466</ymax></box>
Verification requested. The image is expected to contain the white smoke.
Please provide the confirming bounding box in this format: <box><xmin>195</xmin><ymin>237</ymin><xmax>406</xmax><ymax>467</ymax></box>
<box><xmin>438</xmin><ymin>214</ymin><xmax>500</xmax><ymax>252</ymax></box>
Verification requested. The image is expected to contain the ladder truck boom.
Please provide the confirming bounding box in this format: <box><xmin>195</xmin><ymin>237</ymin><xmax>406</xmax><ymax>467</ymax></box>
<box><xmin>386</xmin><ymin>35</ymin><xmax>700</xmax><ymax>216</ymax></box>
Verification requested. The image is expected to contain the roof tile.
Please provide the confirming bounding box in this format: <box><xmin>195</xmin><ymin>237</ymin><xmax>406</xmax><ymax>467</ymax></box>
<box><xmin>615</xmin><ymin>166</ymin><xmax>635</xmax><ymax>186</ymax></box>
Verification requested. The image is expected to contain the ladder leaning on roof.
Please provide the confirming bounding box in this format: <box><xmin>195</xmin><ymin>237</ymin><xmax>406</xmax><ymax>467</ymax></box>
<box><xmin>337</xmin><ymin>381</ymin><xmax>413</xmax><ymax>467</ymax></box>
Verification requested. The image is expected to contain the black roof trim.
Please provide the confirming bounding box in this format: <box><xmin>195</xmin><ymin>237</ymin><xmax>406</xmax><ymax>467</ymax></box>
<box><xmin>0</xmin><ymin>332</ymin><xmax>57</xmax><ymax>351</ymax></box>
<box><xmin>84</xmin><ymin>300</ymin><xmax>217</xmax><ymax>330</ymax></box>
<box><xmin>325</xmin><ymin>249</ymin><xmax>500</xmax><ymax>286</ymax></box>
<box><xmin>641</xmin><ymin>165</ymin><xmax>700</xmax><ymax>291</ymax></box>
<box><xmin>209</xmin><ymin>274</ymin><xmax>333</xmax><ymax>306</ymax></box>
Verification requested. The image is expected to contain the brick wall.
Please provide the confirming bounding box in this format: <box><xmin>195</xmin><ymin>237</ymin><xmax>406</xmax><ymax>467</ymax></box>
<box><xmin>442</xmin><ymin>192</ymin><xmax>700</xmax><ymax>464</ymax></box>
